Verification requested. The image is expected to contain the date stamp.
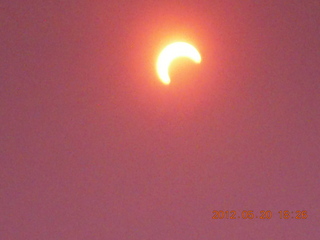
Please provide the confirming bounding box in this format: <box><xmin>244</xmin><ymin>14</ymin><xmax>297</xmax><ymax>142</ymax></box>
<box><xmin>212</xmin><ymin>210</ymin><xmax>308</xmax><ymax>220</ymax></box>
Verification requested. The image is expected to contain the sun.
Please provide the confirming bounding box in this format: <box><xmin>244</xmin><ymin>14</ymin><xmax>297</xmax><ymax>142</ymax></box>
<box><xmin>156</xmin><ymin>42</ymin><xmax>201</xmax><ymax>85</ymax></box>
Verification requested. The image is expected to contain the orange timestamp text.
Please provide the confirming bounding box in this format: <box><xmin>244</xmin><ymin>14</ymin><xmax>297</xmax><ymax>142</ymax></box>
<box><xmin>212</xmin><ymin>210</ymin><xmax>308</xmax><ymax>220</ymax></box>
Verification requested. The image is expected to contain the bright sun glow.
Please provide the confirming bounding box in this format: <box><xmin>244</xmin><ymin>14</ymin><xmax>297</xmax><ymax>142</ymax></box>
<box><xmin>156</xmin><ymin>42</ymin><xmax>201</xmax><ymax>85</ymax></box>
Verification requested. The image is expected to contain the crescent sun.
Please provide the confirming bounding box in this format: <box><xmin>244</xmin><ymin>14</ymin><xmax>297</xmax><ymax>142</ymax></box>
<box><xmin>156</xmin><ymin>42</ymin><xmax>202</xmax><ymax>85</ymax></box>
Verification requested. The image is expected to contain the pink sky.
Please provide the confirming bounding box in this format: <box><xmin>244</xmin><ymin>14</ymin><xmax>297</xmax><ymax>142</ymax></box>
<box><xmin>1</xmin><ymin>1</ymin><xmax>320</xmax><ymax>239</ymax></box>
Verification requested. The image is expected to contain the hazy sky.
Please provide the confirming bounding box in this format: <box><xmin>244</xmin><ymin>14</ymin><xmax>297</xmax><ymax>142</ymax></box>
<box><xmin>1</xmin><ymin>1</ymin><xmax>320</xmax><ymax>239</ymax></box>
